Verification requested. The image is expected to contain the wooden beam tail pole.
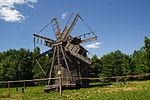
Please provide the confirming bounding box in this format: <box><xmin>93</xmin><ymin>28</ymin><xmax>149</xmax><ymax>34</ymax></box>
<box><xmin>60</xmin><ymin>45</ymin><xmax>72</xmax><ymax>81</ymax></box>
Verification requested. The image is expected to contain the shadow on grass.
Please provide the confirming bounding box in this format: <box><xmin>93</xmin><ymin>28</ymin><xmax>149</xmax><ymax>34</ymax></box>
<box><xmin>62</xmin><ymin>82</ymin><xmax>112</xmax><ymax>91</ymax></box>
<box><xmin>0</xmin><ymin>92</ymin><xmax>11</xmax><ymax>98</ymax></box>
<box><xmin>88</xmin><ymin>83</ymin><xmax>112</xmax><ymax>88</ymax></box>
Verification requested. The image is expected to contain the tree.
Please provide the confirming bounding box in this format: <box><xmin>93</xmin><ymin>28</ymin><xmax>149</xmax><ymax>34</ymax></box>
<box><xmin>0</xmin><ymin>49</ymin><xmax>33</xmax><ymax>81</ymax></box>
<box><xmin>16</xmin><ymin>48</ymin><xmax>33</xmax><ymax>80</ymax></box>
<box><xmin>100</xmin><ymin>50</ymin><xmax>133</xmax><ymax>77</ymax></box>
<box><xmin>132</xmin><ymin>50</ymin><xmax>145</xmax><ymax>74</ymax></box>
<box><xmin>143</xmin><ymin>37</ymin><xmax>150</xmax><ymax>73</ymax></box>
<box><xmin>131</xmin><ymin>37</ymin><xmax>150</xmax><ymax>74</ymax></box>
<box><xmin>89</xmin><ymin>55</ymin><xmax>102</xmax><ymax>77</ymax></box>
<box><xmin>0</xmin><ymin>49</ymin><xmax>18</xmax><ymax>81</ymax></box>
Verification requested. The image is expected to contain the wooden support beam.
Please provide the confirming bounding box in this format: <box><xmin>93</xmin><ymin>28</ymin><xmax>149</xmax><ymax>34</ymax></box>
<box><xmin>34</xmin><ymin>49</ymin><xmax>53</xmax><ymax>59</ymax></box>
<box><xmin>60</xmin><ymin>45</ymin><xmax>73</xmax><ymax>81</ymax></box>
<box><xmin>48</xmin><ymin>47</ymin><xmax>57</xmax><ymax>86</ymax></box>
<box><xmin>35</xmin><ymin>59</ymin><xmax>46</xmax><ymax>76</ymax></box>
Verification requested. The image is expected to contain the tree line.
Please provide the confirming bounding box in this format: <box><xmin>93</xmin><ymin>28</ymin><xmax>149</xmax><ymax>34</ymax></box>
<box><xmin>0</xmin><ymin>37</ymin><xmax>149</xmax><ymax>81</ymax></box>
<box><xmin>90</xmin><ymin>37</ymin><xmax>150</xmax><ymax>78</ymax></box>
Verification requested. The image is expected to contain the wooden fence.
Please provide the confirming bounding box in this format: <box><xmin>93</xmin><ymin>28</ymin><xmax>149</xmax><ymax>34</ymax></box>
<box><xmin>80</xmin><ymin>73</ymin><xmax>150</xmax><ymax>80</ymax></box>
<box><xmin>0</xmin><ymin>73</ymin><xmax>150</xmax><ymax>97</ymax></box>
<box><xmin>0</xmin><ymin>73</ymin><xmax>150</xmax><ymax>84</ymax></box>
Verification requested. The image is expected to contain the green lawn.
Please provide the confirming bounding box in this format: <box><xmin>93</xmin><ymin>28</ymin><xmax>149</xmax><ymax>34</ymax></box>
<box><xmin>0</xmin><ymin>80</ymin><xmax>150</xmax><ymax>100</ymax></box>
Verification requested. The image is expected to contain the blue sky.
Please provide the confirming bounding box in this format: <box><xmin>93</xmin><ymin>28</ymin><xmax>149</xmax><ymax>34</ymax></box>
<box><xmin>0</xmin><ymin>0</ymin><xmax>150</xmax><ymax>57</ymax></box>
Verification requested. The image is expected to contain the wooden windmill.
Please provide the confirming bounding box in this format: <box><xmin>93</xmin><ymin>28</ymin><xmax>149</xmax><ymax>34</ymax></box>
<box><xmin>33</xmin><ymin>13</ymin><xmax>97</xmax><ymax>92</ymax></box>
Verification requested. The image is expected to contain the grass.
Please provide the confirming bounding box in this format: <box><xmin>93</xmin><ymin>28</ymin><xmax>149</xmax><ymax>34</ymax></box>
<box><xmin>0</xmin><ymin>80</ymin><xmax>150</xmax><ymax>100</ymax></box>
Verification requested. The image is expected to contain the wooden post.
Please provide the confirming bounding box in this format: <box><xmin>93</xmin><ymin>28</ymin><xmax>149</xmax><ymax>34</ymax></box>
<box><xmin>22</xmin><ymin>88</ymin><xmax>24</xmax><ymax>93</ymax></box>
<box><xmin>116</xmin><ymin>78</ymin><xmax>119</xmax><ymax>83</ymax></box>
<box><xmin>8</xmin><ymin>82</ymin><xmax>10</xmax><ymax>90</ymax></box>
<box><xmin>23</xmin><ymin>82</ymin><xmax>26</xmax><ymax>89</ymax></box>
<box><xmin>117</xmin><ymin>78</ymin><xmax>121</xmax><ymax>86</ymax></box>
<box><xmin>59</xmin><ymin>77</ymin><xmax>62</xmax><ymax>98</ymax></box>
<box><xmin>123</xmin><ymin>78</ymin><xmax>127</xmax><ymax>84</ymax></box>
<box><xmin>16</xmin><ymin>87</ymin><xmax>18</xmax><ymax>92</ymax></box>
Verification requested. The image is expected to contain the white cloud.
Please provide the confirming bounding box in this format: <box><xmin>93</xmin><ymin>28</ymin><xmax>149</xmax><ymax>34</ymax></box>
<box><xmin>61</xmin><ymin>11</ymin><xmax>68</xmax><ymax>19</ymax></box>
<box><xmin>85</xmin><ymin>42</ymin><xmax>102</xmax><ymax>48</ymax></box>
<box><xmin>0</xmin><ymin>7</ymin><xmax>24</xmax><ymax>22</ymax></box>
<box><xmin>0</xmin><ymin>0</ymin><xmax>38</xmax><ymax>22</ymax></box>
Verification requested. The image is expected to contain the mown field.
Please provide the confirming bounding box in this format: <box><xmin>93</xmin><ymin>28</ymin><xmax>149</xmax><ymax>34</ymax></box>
<box><xmin>0</xmin><ymin>80</ymin><xmax>150</xmax><ymax>100</ymax></box>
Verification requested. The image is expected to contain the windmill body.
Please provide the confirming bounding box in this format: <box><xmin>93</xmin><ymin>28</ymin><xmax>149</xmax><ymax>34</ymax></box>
<box><xmin>33</xmin><ymin>13</ymin><xmax>97</xmax><ymax>92</ymax></box>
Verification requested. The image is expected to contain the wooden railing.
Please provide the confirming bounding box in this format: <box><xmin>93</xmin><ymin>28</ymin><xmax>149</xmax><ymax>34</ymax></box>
<box><xmin>0</xmin><ymin>73</ymin><xmax>149</xmax><ymax>97</ymax></box>
<box><xmin>0</xmin><ymin>73</ymin><xmax>150</xmax><ymax>84</ymax></box>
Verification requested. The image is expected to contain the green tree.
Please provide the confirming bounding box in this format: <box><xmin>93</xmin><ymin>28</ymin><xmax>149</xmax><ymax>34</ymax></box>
<box><xmin>131</xmin><ymin>37</ymin><xmax>150</xmax><ymax>74</ymax></box>
<box><xmin>143</xmin><ymin>37</ymin><xmax>150</xmax><ymax>72</ymax></box>
<box><xmin>16</xmin><ymin>48</ymin><xmax>33</xmax><ymax>80</ymax></box>
<box><xmin>100</xmin><ymin>50</ymin><xmax>133</xmax><ymax>77</ymax></box>
<box><xmin>0</xmin><ymin>49</ymin><xmax>33</xmax><ymax>81</ymax></box>
<box><xmin>132</xmin><ymin>50</ymin><xmax>144</xmax><ymax>74</ymax></box>
<box><xmin>89</xmin><ymin>55</ymin><xmax>102</xmax><ymax>77</ymax></box>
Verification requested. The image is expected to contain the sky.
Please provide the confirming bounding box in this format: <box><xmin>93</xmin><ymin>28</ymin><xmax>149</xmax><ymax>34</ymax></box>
<box><xmin>0</xmin><ymin>0</ymin><xmax>150</xmax><ymax>58</ymax></box>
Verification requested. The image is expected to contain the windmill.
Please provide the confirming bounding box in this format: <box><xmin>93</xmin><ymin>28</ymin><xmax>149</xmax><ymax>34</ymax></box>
<box><xmin>33</xmin><ymin>13</ymin><xmax>97</xmax><ymax>92</ymax></box>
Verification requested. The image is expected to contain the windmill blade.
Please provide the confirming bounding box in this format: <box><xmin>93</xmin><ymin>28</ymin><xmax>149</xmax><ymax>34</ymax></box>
<box><xmin>51</xmin><ymin>18</ymin><xmax>62</xmax><ymax>40</ymax></box>
<box><xmin>80</xmin><ymin>36</ymin><xmax>97</xmax><ymax>44</ymax></box>
<box><xmin>70</xmin><ymin>52</ymin><xmax>91</xmax><ymax>64</ymax></box>
<box><xmin>64</xmin><ymin>42</ymin><xmax>91</xmax><ymax>64</ymax></box>
<box><xmin>62</xmin><ymin>13</ymin><xmax>80</xmax><ymax>40</ymax></box>
<box><xmin>68</xmin><ymin>32</ymin><xmax>97</xmax><ymax>44</ymax></box>
<box><xmin>34</xmin><ymin>49</ymin><xmax>53</xmax><ymax>59</ymax></box>
<box><xmin>74</xmin><ymin>32</ymin><xmax>97</xmax><ymax>44</ymax></box>
<box><xmin>33</xmin><ymin>34</ymin><xmax>56</xmax><ymax>48</ymax></box>
<box><xmin>33</xmin><ymin>34</ymin><xmax>55</xmax><ymax>43</ymax></box>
